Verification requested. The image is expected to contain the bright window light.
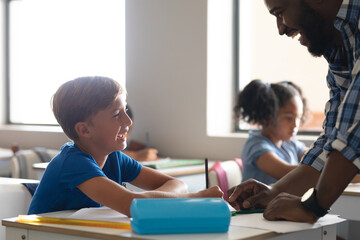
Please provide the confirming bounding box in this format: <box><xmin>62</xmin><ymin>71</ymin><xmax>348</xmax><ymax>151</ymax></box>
<box><xmin>8</xmin><ymin>0</ymin><xmax>125</xmax><ymax>125</ymax></box>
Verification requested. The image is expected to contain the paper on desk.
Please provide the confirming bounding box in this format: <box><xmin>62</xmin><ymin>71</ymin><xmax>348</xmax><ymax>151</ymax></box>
<box><xmin>141</xmin><ymin>157</ymin><xmax>171</xmax><ymax>166</ymax></box>
<box><xmin>67</xmin><ymin>206</ymin><xmax>130</xmax><ymax>223</ymax></box>
<box><xmin>348</xmin><ymin>183</ymin><xmax>360</xmax><ymax>186</ymax></box>
<box><xmin>345</xmin><ymin>183</ymin><xmax>360</xmax><ymax>192</ymax></box>
<box><xmin>231</xmin><ymin>213</ymin><xmax>345</xmax><ymax>233</ymax></box>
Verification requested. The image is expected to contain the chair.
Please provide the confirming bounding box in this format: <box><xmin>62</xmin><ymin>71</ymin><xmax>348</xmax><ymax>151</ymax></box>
<box><xmin>11</xmin><ymin>148</ymin><xmax>59</xmax><ymax>180</ymax></box>
<box><xmin>0</xmin><ymin>177</ymin><xmax>39</xmax><ymax>240</ymax></box>
<box><xmin>208</xmin><ymin>158</ymin><xmax>243</xmax><ymax>200</ymax></box>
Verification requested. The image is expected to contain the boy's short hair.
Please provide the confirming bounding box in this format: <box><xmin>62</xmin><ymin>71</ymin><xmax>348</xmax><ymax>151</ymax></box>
<box><xmin>51</xmin><ymin>76</ymin><xmax>125</xmax><ymax>140</ymax></box>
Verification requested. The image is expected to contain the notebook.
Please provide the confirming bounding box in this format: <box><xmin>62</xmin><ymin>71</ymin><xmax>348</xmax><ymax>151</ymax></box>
<box><xmin>141</xmin><ymin>158</ymin><xmax>204</xmax><ymax>169</ymax></box>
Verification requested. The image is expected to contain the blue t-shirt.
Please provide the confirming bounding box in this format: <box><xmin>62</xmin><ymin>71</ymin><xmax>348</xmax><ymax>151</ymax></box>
<box><xmin>28</xmin><ymin>142</ymin><xmax>142</xmax><ymax>214</ymax></box>
<box><xmin>241</xmin><ymin>131</ymin><xmax>306</xmax><ymax>185</ymax></box>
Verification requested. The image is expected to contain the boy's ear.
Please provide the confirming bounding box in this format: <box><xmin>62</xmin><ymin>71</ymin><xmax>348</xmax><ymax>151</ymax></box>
<box><xmin>74</xmin><ymin>122</ymin><xmax>91</xmax><ymax>138</ymax></box>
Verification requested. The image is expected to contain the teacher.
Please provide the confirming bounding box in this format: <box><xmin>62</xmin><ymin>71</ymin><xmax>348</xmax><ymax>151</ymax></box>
<box><xmin>228</xmin><ymin>0</ymin><xmax>360</xmax><ymax>224</ymax></box>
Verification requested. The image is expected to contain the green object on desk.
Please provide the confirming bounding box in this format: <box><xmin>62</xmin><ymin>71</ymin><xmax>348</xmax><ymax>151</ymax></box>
<box><xmin>143</xmin><ymin>159</ymin><xmax>204</xmax><ymax>169</ymax></box>
<box><xmin>231</xmin><ymin>209</ymin><xmax>265</xmax><ymax>216</ymax></box>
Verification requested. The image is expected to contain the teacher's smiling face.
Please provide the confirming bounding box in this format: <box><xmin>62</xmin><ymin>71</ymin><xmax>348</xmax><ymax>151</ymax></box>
<box><xmin>264</xmin><ymin>0</ymin><xmax>336</xmax><ymax>57</ymax></box>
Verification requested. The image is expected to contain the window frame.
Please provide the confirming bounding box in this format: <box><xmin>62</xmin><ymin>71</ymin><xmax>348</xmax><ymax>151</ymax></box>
<box><xmin>234</xmin><ymin>1</ymin><xmax>324</xmax><ymax>136</ymax></box>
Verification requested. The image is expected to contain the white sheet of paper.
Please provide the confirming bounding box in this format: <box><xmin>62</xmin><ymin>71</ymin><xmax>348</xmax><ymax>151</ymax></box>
<box><xmin>67</xmin><ymin>206</ymin><xmax>130</xmax><ymax>223</ymax></box>
<box><xmin>231</xmin><ymin>213</ymin><xmax>345</xmax><ymax>233</ymax></box>
<box><xmin>345</xmin><ymin>183</ymin><xmax>360</xmax><ymax>193</ymax></box>
<box><xmin>141</xmin><ymin>157</ymin><xmax>171</xmax><ymax>166</ymax></box>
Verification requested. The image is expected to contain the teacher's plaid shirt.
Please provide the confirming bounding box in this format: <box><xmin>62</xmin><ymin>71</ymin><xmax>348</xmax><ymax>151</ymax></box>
<box><xmin>301</xmin><ymin>0</ymin><xmax>360</xmax><ymax>170</ymax></box>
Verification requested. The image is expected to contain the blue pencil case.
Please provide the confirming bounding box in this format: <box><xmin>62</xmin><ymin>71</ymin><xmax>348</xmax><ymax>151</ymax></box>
<box><xmin>130</xmin><ymin>198</ymin><xmax>231</xmax><ymax>234</ymax></box>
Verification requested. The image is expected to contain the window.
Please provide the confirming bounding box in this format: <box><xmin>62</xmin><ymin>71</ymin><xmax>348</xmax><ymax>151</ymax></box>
<box><xmin>236</xmin><ymin>0</ymin><xmax>328</xmax><ymax>133</ymax></box>
<box><xmin>7</xmin><ymin>0</ymin><xmax>125</xmax><ymax>125</ymax></box>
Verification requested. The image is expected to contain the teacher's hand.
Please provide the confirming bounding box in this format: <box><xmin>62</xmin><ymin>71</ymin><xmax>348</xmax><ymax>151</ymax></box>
<box><xmin>227</xmin><ymin>179</ymin><xmax>272</xmax><ymax>210</ymax></box>
<box><xmin>264</xmin><ymin>192</ymin><xmax>318</xmax><ymax>223</ymax></box>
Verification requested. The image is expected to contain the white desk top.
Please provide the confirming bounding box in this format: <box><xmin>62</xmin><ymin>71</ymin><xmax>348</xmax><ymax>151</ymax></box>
<box><xmin>0</xmin><ymin>177</ymin><xmax>39</xmax><ymax>184</ymax></box>
<box><xmin>2</xmin><ymin>215</ymin><xmax>279</xmax><ymax>240</ymax></box>
<box><xmin>2</xmin><ymin>206</ymin><xmax>344</xmax><ymax>240</ymax></box>
<box><xmin>329</xmin><ymin>183</ymin><xmax>360</xmax><ymax>221</ymax></box>
<box><xmin>343</xmin><ymin>183</ymin><xmax>360</xmax><ymax>196</ymax></box>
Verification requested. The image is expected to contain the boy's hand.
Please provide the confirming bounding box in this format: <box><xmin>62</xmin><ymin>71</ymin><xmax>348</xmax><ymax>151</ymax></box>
<box><xmin>227</xmin><ymin>179</ymin><xmax>272</xmax><ymax>210</ymax></box>
<box><xmin>196</xmin><ymin>186</ymin><xmax>223</xmax><ymax>198</ymax></box>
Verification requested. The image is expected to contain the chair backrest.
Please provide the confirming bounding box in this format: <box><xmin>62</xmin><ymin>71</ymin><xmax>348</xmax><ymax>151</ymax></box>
<box><xmin>208</xmin><ymin>158</ymin><xmax>243</xmax><ymax>200</ymax></box>
<box><xmin>0</xmin><ymin>177</ymin><xmax>39</xmax><ymax>240</ymax></box>
<box><xmin>11</xmin><ymin>148</ymin><xmax>59</xmax><ymax>180</ymax></box>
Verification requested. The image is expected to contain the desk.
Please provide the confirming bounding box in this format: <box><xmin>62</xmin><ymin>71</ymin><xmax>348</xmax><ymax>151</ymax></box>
<box><xmin>331</xmin><ymin>184</ymin><xmax>360</xmax><ymax>221</ymax></box>
<box><xmin>32</xmin><ymin>162</ymin><xmax>48</xmax><ymax>180</ymax></box>
<box><xmin>2</xmin><ymin>214</ymin><xmax>337</xmax><ymax>240</ymax></box>
<box><xmin>33</xmin><ymin>161</ymin><xmax>210</xmax><ymax>193</ymax></box>
<box><xmin>330</xmin><ymin>184</ymin><xmax>360</xmax><ymax>239</ymax></box>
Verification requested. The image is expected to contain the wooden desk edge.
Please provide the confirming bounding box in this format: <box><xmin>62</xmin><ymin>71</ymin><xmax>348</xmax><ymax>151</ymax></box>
<box><xmin>342</xmin><ymin>190</ymin><xmax>360</xmax><ymax>197</ymax></box>
<box><xmin>2</xmin><ymin>218</ymin><xmax>281</xmax><ymax>240</ymax></box>
<box><xmin>165</xmin><ymin>168</ymin><xmax>204</xmax><ymax>177</ymax></box>
<box><xmin>241</xmin><ymin>232</ymin><xmax>280</xmax><ymax>240</ymax></box>
<box><xmin>32</xmin><ymin>163</ymin><xmax>47</xmax><ymax>170</ymax></box>
<box><xmin>2</xmin><ymin>218</ymin><xmax>140</xmax><ymax>240</ymax></box>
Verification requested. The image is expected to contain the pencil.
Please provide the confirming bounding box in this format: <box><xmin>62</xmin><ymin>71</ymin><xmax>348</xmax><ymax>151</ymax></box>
<box><xmin>205</xmin><ymin>158</ymin><xmax>209</xmax><ymax>189</ymax></box>
<box><xmin>17</xmin><ymin>215</ymin><xmax>132</xmax><ymax>230</ymax></box>
<box><xmin>145</xmin><ymin>132</ymin><xmax>150</xmax><ymax>148</ymax></box>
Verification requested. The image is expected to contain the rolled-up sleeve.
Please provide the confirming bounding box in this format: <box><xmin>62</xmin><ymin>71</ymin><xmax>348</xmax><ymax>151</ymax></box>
<box><xmin>324</xmin><ymin>62</ymin><xmax>360</xmax><ymax>169</ymax></box>
<box><xmin>301</xmin><ymin>1</ymin><xmax>360</xmax><ymax>172</ymax></box>
<box><xmin>302</xmin><ymin>62</ymin><xmax>360</xmax><ymax>171</ymax></box>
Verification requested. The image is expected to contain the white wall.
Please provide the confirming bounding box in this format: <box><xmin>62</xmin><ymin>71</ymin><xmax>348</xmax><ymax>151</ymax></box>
<box><xmin>125</xmin><ymin>0</ymin><xmax>246</xmax><ymax>160</ymax></box>
<box><xmin>0</xmin><ymin>125</ymin><xmax>69</xmax><ymax>150</ymax></box>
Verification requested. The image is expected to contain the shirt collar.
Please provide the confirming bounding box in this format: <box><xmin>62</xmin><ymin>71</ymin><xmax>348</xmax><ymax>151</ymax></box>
<box><xmin>334</xmin><ymin>0</ymin><xmax>360</xmax><ymax>29</ymax></box>
<box><xmin>323</xmin><ymin>0</ymin><xmax>358</xmax><ymax>64</ymax></box>
<box><xmin>335</xmin><ymin>0</ymin><xmax>349</xmax><ymax>22</ymax></box>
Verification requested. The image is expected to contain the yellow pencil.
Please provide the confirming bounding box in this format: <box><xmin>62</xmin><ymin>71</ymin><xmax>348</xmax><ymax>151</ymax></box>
<box><xmin>17</xmin><ymin>215</ymin><xmax>132</xmax><ymax>230</ymax></box>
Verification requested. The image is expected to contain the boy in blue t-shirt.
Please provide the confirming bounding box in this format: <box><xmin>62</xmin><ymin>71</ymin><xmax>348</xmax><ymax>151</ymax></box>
<box><xmin>28</xmin><ymin>76</ymin><xmax>222</xmax><ymax>216</ymax></box>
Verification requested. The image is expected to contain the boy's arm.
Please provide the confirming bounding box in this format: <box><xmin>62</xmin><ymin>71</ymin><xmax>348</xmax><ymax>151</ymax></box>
<box><xmin>77</xmin><ymin>177</ymin><xmax>138</xmax><ymax>216</ymax></box>
<box><xmin>129</xmin><ymin>166</ymin><xmax>187</xmax><ymax>192</ymax></box>
<box><xmin>77</xmin><ymin>168</ymin><xmax>223</xmax><ymax>216</ymax></box>
<box><xmin>129</xmin><ymin>167</ymin><xmax>223</xmax><ymax>198</ymax></box>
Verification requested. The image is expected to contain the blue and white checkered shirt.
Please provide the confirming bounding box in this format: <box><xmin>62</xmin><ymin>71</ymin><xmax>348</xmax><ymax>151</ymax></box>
<box><xmin>301</xmin><ymin>0</ymin><xmax>360</xmax><ymax>171</ymax></box>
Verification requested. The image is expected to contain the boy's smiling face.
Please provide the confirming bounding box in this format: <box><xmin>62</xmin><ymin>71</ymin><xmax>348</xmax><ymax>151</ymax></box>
<box><xmin>87</xmin><ymin>94</ymin><xmax>133</xmax><ymax>154</ymax></box>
